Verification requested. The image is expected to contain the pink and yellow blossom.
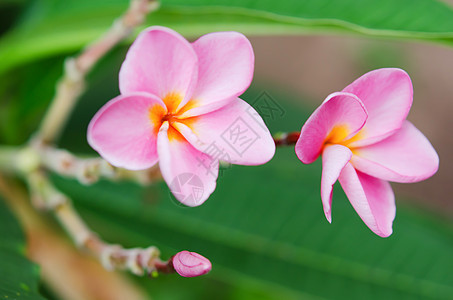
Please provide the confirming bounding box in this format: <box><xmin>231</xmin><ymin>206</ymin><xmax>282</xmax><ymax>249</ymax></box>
<box><xmin>88</xmin><ymin>27</ymin><xmax>275</xmax><ymax>206</ymax></box>
<box><xmin>295</xmin><ymin>68</ymin><xmax>439</xmax><ymax>237</ymax></box>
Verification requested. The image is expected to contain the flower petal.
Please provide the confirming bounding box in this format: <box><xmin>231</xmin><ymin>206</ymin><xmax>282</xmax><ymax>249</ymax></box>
<box><xmin>343</xmin><ymin>68</ymin><xmax>413</xmax><ymax>147</ymax></box>
<box><xmin>183</xmin><ymin>32</ymin><xmax>254</xmax><ymax>116</ymax></box>
<box><xmin>351</xmin><ymin>121</ymin><xmax>439</xmax><ymax>183</ymax></box>
<box><xmin>87</xmin><ymin>93</ymin><xmax>165</xmax><ymax>170</ymax></box>
<box><xmin>321</xmin><ymin>145</ymin><xmax>352</xmax><ymax>223</ymax></box>
<box><xmin>119</xmin><ymin>26</ymin><xmax>198</xmax><ymax>105</ymax></box>
<box><xmin>338</xmin><ymin>163</ymin><xmax>396</xmax><ymax>237</ymax></box>
<box><xmin>157</xmin><ymin>122</ymin><xmax>219</xmax><ymax>207</ymax></box>
<box><xmin>174</xmin><ymin>98</ymin><xmax>275</xmax><ymax>165</ymax></box>
<box><xmin>295</xmin><ymin>92</ymin><xmax>368</xmax><ymax>164</ymax></box>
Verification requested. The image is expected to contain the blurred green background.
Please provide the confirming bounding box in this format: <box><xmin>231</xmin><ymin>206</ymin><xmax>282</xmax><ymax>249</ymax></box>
<box><xmin>1</xmin><ymin>0</ymin><xmax>453</xmax><ymax>299</ymax></box>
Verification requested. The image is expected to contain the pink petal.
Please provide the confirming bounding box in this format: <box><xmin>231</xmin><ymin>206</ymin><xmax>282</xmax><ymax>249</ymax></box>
<box><xmin>174</xmin><ymin>98</ymin><xmax>275</xmax><ymax>165</ymax></box>
<box><xmin>183</xmin><ymin>32</ymin><xmax>254</xmax><ymax>116</ymax></box>
<box><xmin>321</xmin><ymin>145</ymin><xmax>352</xmax><ymax>223</ymax></box>
<box><xmin>119</xmin><ymin>26</ymin><xmax>198</xmax><ymax>106</ymax></box>
<box><xmin>157</xmin><ymin>122</ymin><xmax>218</xmax><ymax>207</ymax></box>
<box><xmin>351</xmin><ymin>121</ymin><xmax>439</xmax><ymax>183</ymax></box>
<box><xmin>343</xmin><ymin>68</ymin><xmax>413</xmax><ymax>147</ymax></box>
<box><xmin>338</xmin><ymin>163</ymin><xmax>396</xmax><ymax>237</ymax></box>
<box><xmin>172</xmin><ymin>251</ymin><xmax>212</xmax><ymax>277</ymax></box>
<box><xmin>87</xmin><ymin>93</ymin><xmax>165</xmax><ymax>170</ymax></box>
<box><xmin>295</xmin><ymin>92</ymin><xmax>368</xmax><ymax>164</ymax></box>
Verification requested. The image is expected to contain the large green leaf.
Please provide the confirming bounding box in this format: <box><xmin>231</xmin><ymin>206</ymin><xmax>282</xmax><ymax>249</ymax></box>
<box><xmin>161</xmin><ymin>0</ymin><xmax>453</xmax><ymax>40</ymax></box>
<box><xmin>46</xmin><ymin>63</ymin><xmax>453</xmax><ymax>299</ymax></box>
<box><xmin>2</xmin><ymin>0</ymin><xmax>453</xmax><ymax>75</ymax></box>
<box><xmin>52</xmin><ymin>147</ymin><xmax>453</xmax><ymax>300</ymax></box>
<box><xmin>0</xmin><ymin>197</ymin><xmax>45</xmax><ymax>299</ymax></box>
<box><xmin>50</xmin><ymin>88</ymin><xmax>453</xmax><ymax>299</ymax></box>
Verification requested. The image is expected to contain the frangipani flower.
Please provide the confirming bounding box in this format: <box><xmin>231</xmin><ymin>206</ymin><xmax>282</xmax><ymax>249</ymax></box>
<box><xmin>88</xmin><ymin>27</ymin><xmax>275</xmax><ymax>206</ymax></box>
<box><xmin>295</xmin><ymin>68</ymin><xmax>439</xmax><ymax>237</ymax></box>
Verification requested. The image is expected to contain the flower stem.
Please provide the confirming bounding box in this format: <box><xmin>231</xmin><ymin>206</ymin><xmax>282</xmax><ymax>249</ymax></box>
<box><xmin>0</xmin><ymin>144</ymin><xmax>162</xmax><ymax>185</ymax></box>
<box><xmin>35</xmin><ymin>143</ymin><xmax>162</xmax><ymax>185</ymax></box>
<box><xmin>273</xmin><ymin>131</ymin><xmax>301</xmax><ymax>146</ymax></box>
<box><xmin>25</xmin><ymin>170</ymin><xmax>175</xmax><ymax>276</ymax></box>
<box><xmin>0</xmin><ymin>143</ymin><xmax>171</xmax><ymax>276</ymax></box>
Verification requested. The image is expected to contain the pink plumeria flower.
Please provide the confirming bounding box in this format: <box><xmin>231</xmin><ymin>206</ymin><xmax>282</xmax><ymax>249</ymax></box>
<box><xmin>172</xmin><ymin>251</ymin><xmax>212</xmax><ymax>277</ymax></box>
<box><xmin>295</xmin><ymin>68</ymin><xmax>439</xmax><ymax>237</ymax></box>
<box><xmin>88</xmin><ymin>27</ymin><xmax>275</xmax><ymax>206</ymax></box>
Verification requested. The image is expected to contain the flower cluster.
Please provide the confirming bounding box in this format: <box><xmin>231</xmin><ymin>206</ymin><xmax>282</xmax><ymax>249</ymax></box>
<box><xmin>88</xmin><ymin>26</ymin><xmax>438</xmax><ymax>247</ymax></box>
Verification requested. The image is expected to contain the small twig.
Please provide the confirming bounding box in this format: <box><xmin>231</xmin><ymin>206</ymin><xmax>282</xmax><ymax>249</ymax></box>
<box><xmin>37</xmin><ymin>0</ymin><xmax>160</xmax><ymax>144</ymax></box>
<box><xmin>25</xmin><ymin>170</ymin><xmax>175</xmax><ymax>277</ymax></box>
<box><xmin>35</xmin><ymin>143</ymin><xmax>162</xmax><ymax>185</ymax></box>
<box><xmin>0</xmin><ymin>143</ymin><xmax>162</xmax><ymax>185</ymax></box>
<box><xmin>273</xmin><ymin>131</ymin><xmax>301</xmax><ymax>146</ymax></box>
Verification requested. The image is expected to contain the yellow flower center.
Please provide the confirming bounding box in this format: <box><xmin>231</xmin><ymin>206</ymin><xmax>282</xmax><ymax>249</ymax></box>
<box><xmin>324</xmin><ymin>124</ymin><xmax>365</xmax><ymax>152</ymax></box>
<box><xmin>148</xmin><ymin>92</ymin><xmax>199</xmax><ymax>141</ymax></box>
<box><xmin>325</xmin><ymin>125</ymin><xmax>350</xmax><ymax>144</ymax></box>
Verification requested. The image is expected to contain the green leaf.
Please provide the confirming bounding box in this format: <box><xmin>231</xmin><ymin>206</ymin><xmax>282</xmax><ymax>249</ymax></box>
<box><xmin>2</xmin><ymin>0</ymin><xmax>453</xmax><ymax>75</ymax></box>
<box><xmin>0</xmin><ymin>56</ymin><xmax>64</xmax><ymax>144</ymax></box>
<box><xmin>51</xmin><ymin>149</ymin><xmax>453</xmax><ymax>300</ymax></box>
<box><xmin>0</xmin><ymin>197</ymin><xmax>46</xmax><ymax>299</ymax></box>
<box><xmin>162</xmin><ymin>0</ymin><xmax>453</xmax><ymax>37</ymax></box>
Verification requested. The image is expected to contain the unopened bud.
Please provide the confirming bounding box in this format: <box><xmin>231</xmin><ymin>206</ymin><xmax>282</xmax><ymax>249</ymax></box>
<box><xmin>172</xmin><ymin>251</ymin><xmax>211</xmax><ymax>277</ymax></box>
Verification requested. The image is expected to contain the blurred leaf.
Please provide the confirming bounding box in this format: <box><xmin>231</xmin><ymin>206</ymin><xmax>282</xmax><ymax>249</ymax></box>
<box><xmin>52</xmin><ymin>144</ymin><xmax>453</xmax><ymax>299</ymax></box>
<box><xmin>2</xmin><ymin>0</ymin><xmax>453</xmax><ymax>74</ymax></box>
<box><xmin>163</xmin><ymin>0</ymin><xmax>453</xmax><ymax>37</ymax></box>
<box><xmin>0</xmin><ymin>197</ymin><xmax>45</xmax><ymax>299</ymax></box>
<box><xmin>0</xmin><ymin>56</ymin><xmax>64</xmax><ymax>144</ymax></box>
<box><xmin>0</xmin><ymin>0</ymin><xmax>29</xmax><ymax>36</ymax></box>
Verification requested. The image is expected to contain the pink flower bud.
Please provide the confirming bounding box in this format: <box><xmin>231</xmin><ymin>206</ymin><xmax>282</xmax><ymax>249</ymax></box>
<box><xmin>172</xmin><ymin>251</ymin><xmax>211</xmax><ymax>277</ymax></box>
